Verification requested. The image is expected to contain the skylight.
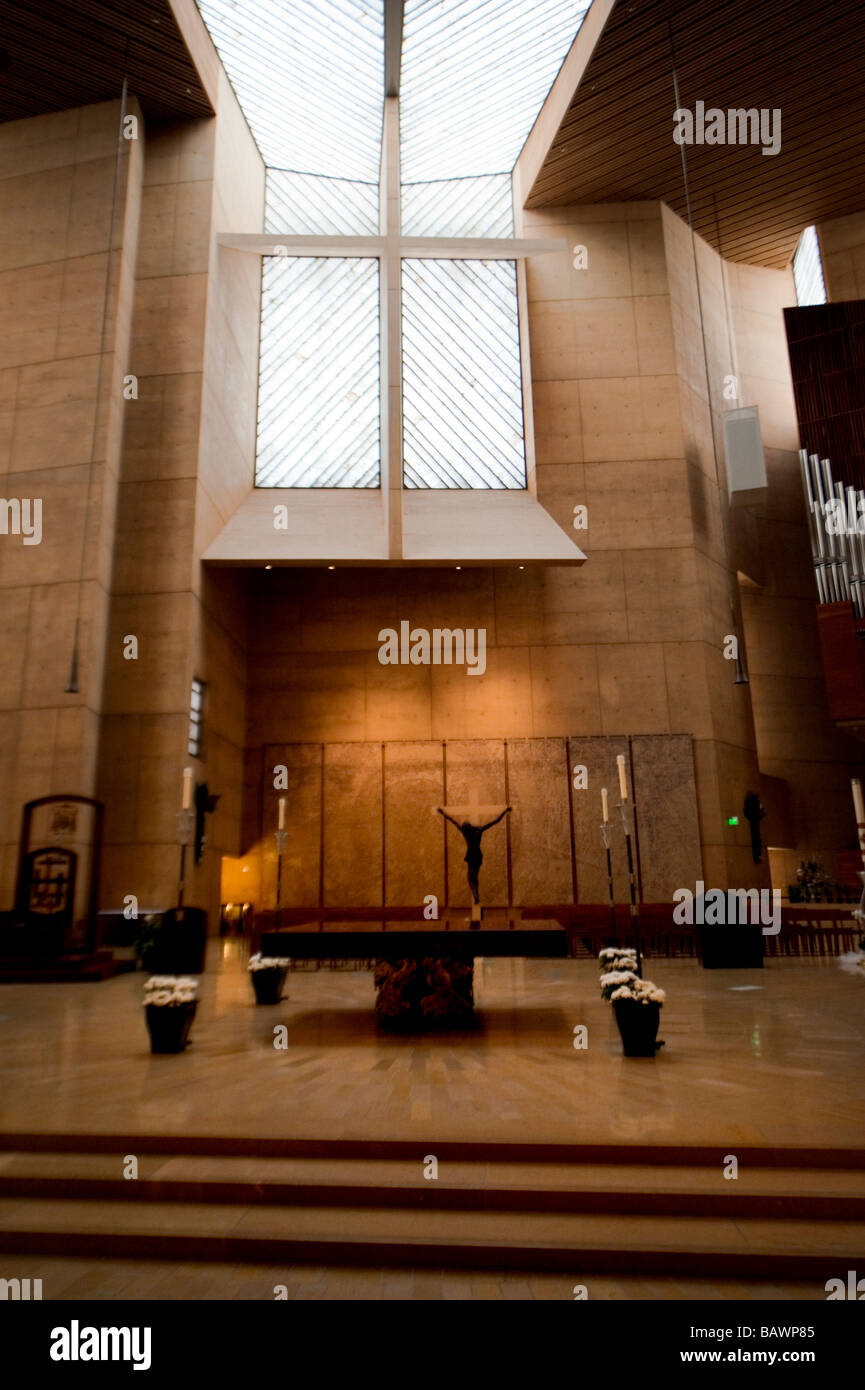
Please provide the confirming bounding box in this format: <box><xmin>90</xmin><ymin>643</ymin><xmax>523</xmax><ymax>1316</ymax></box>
<box><xmin>197</xmin><ymin>0</ymin><xmax>384</xmax><ymax>180</ymax></box>
<box><xmin>399</xmin><ymin>0</ymin><xmax>589</xmax><ymax>182</ymax></box>
<box><xmin>197</xmin><ymin>1</ymin><xmax>586</xmax><ymax>490</ymax></box>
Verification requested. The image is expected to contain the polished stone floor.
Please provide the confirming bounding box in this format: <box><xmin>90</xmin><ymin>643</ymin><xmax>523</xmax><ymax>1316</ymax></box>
<box><xmin>1</xmin><ymin>942</ymin><xmax>863</xmax><ymax>1146</ymax></box>
<box><xmin>0</xmin><ymin>1253</ymin><xmax>822</xmax><ymax>1301</ymax></box>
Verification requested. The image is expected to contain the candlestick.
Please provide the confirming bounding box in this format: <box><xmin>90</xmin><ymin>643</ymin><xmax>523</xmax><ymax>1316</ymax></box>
<box><xmin>616</xmin><ymin>795</ymin><xmax>642</xmax><ymax>977</ymax></box>
<box><xmin>278</xmin><ymin>797</ymin><xmax>286</xmax><ymax>831</ymax></box>
<box><xmin>601</xmin><ymin>786</ymin><xmax>609</xmax><ymax>823</ymax></box>
<box><xmin>853</xmin><ymin>779</ymin><xmax>865</xmax><ymax>858</ymax></box>
<box><xmin>274</xmin><ymin>827</ymin><xmax>287</xmax><ymax>930</ymax></box>
<box><xmin>176</xmin><ymin>807</ymin><xmax>195</xmax><ymax>912</ymax></box>
<box><xmin>182</xmin><ymin>766</ymin><xmax>193</xmax><ymax>811</ymax></box>
<box><xmin>600</xmin><ymin>811</ymin><xmax>615</xmax><ymax>933</ymax></box>
<box><xmin>616</xmin><ymin>754</ymin><xmax>628</xmax><ymax>802</ymax></box>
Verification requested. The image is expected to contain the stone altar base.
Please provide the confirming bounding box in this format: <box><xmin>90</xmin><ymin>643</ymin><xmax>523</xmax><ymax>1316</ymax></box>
<box><xmin>373</xmin><ymin>957</ymin><xmax>475</xmax><ymax>1031</ymax></box>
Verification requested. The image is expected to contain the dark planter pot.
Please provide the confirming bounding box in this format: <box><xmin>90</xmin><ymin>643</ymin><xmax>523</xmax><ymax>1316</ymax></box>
<box><xmin>613</xmin><ymin>999</ymin><xmax>661</xmax><ymax>1057</ymax></box>
<box><xmin>700</xmin><ymin>926</ymin><xmax>764</xmax><ymax>969</ymax></box>
<box><xmin>145</xmin><ymin>1001</ymin><xmax>197</xmax><ymax>1054</ymax></box>
<box><xmin>251</xmin><ymin>967</ymin><xmax>287</xmax><ymax>1004</ymax></box>
<box><xmin>143</xmin><ymin>909</ymin><xmax>208</xmax><ymax>975</ymax></box>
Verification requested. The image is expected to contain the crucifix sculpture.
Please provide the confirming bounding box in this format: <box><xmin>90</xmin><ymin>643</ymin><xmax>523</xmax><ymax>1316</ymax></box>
<box><xmin>437</xmin><ymin>794</ymin><xmax>512</xmax><ymax>918</ymax></box>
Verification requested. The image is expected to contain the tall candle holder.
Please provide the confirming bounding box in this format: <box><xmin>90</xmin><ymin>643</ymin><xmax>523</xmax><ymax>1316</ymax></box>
<box><xmin>850</xmin><ymin>780</ymin><xmax>865</xmax><ymax>938</ymax></box>
<box><xmin>176</xmin><ymin>808</ymin><xmax>195</xmax><ymax>914</ymax></box>
<box><xmin>599</xmin><ymin>818</ymin><xmax>616</xmax><ymax>934</ymax></box>
<box><xmin>616</xmin><ymin>798</ymin><xmax>642</xmax><ymax>977</ymax></box>
<box><xmin>274</xmin><ymin>828</ymin><xmax>287</xmax><ymax>930</ymax></box>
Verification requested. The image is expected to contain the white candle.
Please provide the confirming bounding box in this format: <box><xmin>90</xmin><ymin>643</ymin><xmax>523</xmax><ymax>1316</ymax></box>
<box><xmin>278</xmin><ymin>797</ymin><xmax>286</xmax><ymax>830</ymax></box>
<box><xmin>182</xmin><ymin>767</ymin><xmax>192</xmax><ymax>810</ymax></box>
<box><xmin>853</xmin><ymin>779</ymin><xmax>865</xmax><ymax>853</ymax></box>
<box><xmin>617</xmin><ymin>754</ymin><xmax>628</xmax><ymax>802</ymax></box>
<box><xmin>601</xmin><ymin>787</ymin><xmax>609</xmax><ymax>823</ymax></box>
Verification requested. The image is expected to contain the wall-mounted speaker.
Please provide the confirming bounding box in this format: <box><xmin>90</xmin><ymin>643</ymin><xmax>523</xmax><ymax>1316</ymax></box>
<box><xmin>723</xmin><ymin>405</ymin><xmax>768</xmax><ymax>507</ymax></box>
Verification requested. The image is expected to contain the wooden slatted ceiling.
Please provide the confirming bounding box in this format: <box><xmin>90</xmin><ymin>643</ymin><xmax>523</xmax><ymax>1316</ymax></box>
<box><xmin>526</xmin><ymin>0</ymin><xmax>865</xmax><ymax>267</ymax></box>
<box><xmin>0</xmin><ymin>0</ymin><xmax>212</xmax><ymax>123</ymax></box>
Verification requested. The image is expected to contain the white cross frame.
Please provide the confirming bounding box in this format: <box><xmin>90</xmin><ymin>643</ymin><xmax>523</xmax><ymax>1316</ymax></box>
<box><xmin>218</xmin><ymin>79</ymin><xmax>565</xmax><ymax>557</ymax></box>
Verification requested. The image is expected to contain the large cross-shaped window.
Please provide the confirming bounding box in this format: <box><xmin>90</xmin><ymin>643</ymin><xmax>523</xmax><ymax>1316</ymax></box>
<box><xmin>205</xmin><ymin>0</ymin><xmax>588</xmax><ymax>567</ymax></box>
<box><xmin>221</xmin><ymin>98</ymin><xmax>563</xmax><ymax>513</ymax></box>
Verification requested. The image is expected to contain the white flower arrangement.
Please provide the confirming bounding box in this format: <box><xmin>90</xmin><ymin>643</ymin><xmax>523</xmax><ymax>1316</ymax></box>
<box><xmin>247</xmin><ymin>952</ymin><xmax>291</xmax><ymax>972</ymax></box>
<box><xmin>610</xmin><ymin>978</ymin><xmax>666</xmax><ymax>1006</ymax></box>
<box><xmin>838</xmin><ymin>950</ymin><xmax>865</xmax><ymax>977</ymax></box>
<box><xmin>599</xmin><ymin>948</ymin><xmax>637</xmax><ymax>973</ymax></box>
<box><xmin>600</xmin><ymin>968</ymin><xmax>638</xmax><ymax>1001</ymax></box>
<box><xmin>143</xmin><ymin>975</ymin><xmax>199</xmax><ymax>1007</ymax></box>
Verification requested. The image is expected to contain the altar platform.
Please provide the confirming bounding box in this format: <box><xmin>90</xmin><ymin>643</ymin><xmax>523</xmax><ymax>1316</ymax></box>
<box><xmin>2</xmin><ymin>949</ymin><xmax>863</xmax><ymax>1295</ymax></box>
<box><xmin>260</xmin><ymin>920</ymin><xmax>569</xmax><ymax>961</ymax></box>
<box><xmin>1</xmin><ymin>947</ymin><xmax>863</xmax><ymax>1149</ymax></box>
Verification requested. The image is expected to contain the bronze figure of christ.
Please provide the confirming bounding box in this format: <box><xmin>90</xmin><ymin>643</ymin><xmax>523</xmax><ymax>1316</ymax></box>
<box><xmin>437</xmin><ymin>805</ymin><xmax>512</xmax><ymax>904</ymax></box>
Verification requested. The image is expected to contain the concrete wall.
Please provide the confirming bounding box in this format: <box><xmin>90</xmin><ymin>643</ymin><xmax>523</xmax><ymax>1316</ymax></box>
<box><xmin>241</xmin><ymin>734</ymin><xmax>700</xmax><ymax>910</ymax></box>
<box><xmin>817</xmin><ymin>210</ymin><xmax>865</xmax><ymax>301</ymax></box>
<box><xmin>513</xmin><ymin>198</ymin><xmax>861</xmax><ymax>891</ymax></box>
<box><xmin>96</xmin><ymin>68</ymin><xmax>264</xmax><ymax>925</ymax></box>
<box><xmin>0</xmin><ymin>100</ymin><xmax>142</xmax><ymax>910</ymax></box>
<box><xmin>234</xmin><ymin>197</ymin><xmax>861</xmax><ymax>901</ymax></box>
<box><xmin>517</xmin><ymin>199</ymin><xmax>766</xmax><ymax>889</ymax></box>
<box><xmin>3</xmin><ymin>86</ymin><xmax>860</xmax><ymax>921</ymax></box>
<box><xmin>729</xmin><ymin>251</ymin><xmax>865</xmax><ymax>889</ymax></box>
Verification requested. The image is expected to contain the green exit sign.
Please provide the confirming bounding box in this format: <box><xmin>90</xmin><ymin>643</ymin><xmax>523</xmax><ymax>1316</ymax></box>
<box><xmin>727</xmin><ymin>816</ymin><xmax>739</xmax><ymax>826</ymax></box>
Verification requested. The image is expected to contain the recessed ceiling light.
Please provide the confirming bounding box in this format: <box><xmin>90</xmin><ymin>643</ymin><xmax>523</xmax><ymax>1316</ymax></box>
<box><xmin>455</xmin><ymin>565</ymin><xmax>461</xmax><ymax>570</ymax></box>
<box><xmin>328</xmin><ymin>564</ymin><xmax>336</xmax><ymax>570</ymax></box>
<box><xmin>265</xmin><ymin>564</ymin><xmax>272</xmax><ymax>570</ymax></box>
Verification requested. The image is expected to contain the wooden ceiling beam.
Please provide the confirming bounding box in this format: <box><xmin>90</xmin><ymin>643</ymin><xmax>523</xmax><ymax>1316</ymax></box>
<box><xmin>0</xmin><ymin>0</ymin><xmax>212</xmax><ymax>124</ymax></box>
<box><xmin>522</xmin><ymin>0</ymin><xmax>865</xmax><ymax>266</ymax></box>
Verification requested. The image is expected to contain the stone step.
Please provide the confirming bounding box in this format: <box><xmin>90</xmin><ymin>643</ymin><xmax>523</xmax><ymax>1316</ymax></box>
<box><xmin>0</xmin><ymin>1151</ymin><xmax>861</xmax><ymax>1219</ymax></box>
<box><xmin>0</xmin><ymin>1251</ymin><xmax>821</xmax><ymax>1301</ymax></box>
<box><xmin>3</xmin><ymin>1131</ymin><xmax>862</xmax><ymax>1168</ymax></box>
<box><xmin>0</xmin><ymin>1196</ymin><xmax>860</xmax><ymax>1277</ymax></box>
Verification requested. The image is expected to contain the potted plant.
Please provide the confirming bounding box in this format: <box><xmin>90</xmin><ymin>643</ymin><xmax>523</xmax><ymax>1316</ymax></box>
<box><xmin>600</xmin><ymin>968</ymin><xmax>638</xmax><ymax>1001</ymax></box>
<box><xmin>794</xmin><ymin>860</ymin><xmax>831</xmax><ymax>903</ymax></box>
<box><xmin>133</xmin><ymin>913</ymin><xmax>162</xmax><ymax>971</ymax></box>
<box><xmin>143</xmin><ymin>974</ymin><xmax>199</xmax><ymax>1053</ymax></box>
<box><xmin>248</xmin><ymin>952</ymin><xmax>290</xmax><ymax>1004</ymax></box>
<box><xmin>609</xmin><ymin>977</ymin><xmax>666</xmax><ymax>1057</ymax></box>
<box><xmin>598</xmin><ymin>948</ymin><xmax>637</xmax><ymax>973</ymax></box>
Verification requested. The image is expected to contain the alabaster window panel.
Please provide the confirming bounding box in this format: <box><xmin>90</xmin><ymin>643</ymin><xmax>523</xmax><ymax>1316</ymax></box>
<box><xmin>199</xmin><ymin>0</ymin><xmax>590</xmax><ymax>489</ymax></box>
<box><xmin>256</xmin><ymin>256</ymin><xmax>381</xmax><ymax>488</ymax></box>
<box><xmin>402</xmin><ymin>258</ymin><xmax>526</xmax><ymax>488</ymax></box>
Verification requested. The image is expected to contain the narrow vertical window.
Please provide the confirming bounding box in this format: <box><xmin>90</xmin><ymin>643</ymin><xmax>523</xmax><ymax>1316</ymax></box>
<box><xmin>793</xmin><ymin>226</ymin><xmax>827</xmax><ymax>307</ymax></box>
<box><xmin>188</xmin><ymin>678</ymin><xmax>206</xmax><ymax>759</ymax></box>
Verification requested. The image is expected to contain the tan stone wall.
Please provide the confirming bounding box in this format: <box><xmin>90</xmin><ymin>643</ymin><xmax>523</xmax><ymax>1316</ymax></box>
<box><xmin>4</xmin><ymin>85</ymin><xmax>860</xmax><ymax>923</ymax></box>
<box><xmin>0</xmin><ymin>100</ymin><xmax>142</xmax><ymax>910</ymax></box>
<box><xmin>97</xmin><ymin>69</ymin><xmax>264</xmax><ymax>925</ymax></box>
<box><xmin>759</xmin><ymin>208</ymin><xmax>865</xmax><ymax>887</ymax></box>
<box><xmin>241</xmin><ymin>733</ymin><xmax>700</xmax><ymax>911</ymax></box>
<box><xmin>817</xmin><ymin>210</ymin><xmax>865</xmax><ymax>301</ymax></box>
<box><xmin>241</xmin><ymin>199</ymin><xmax>845</xmax><ymax>899</ymax></box>
<box><xmin>235</xmin><ymin>194</ymin><xmax>852</xmax><ymax>903</ymax></box>
<box><xmin>663</xmin><ymin>208</ymin><xmax>864</xmax><ymax>891</ymax></box>
<box><xmin>514</xmin><ymin>200</ymin><xmax>770</xmax><ymax>889</ymax></box>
